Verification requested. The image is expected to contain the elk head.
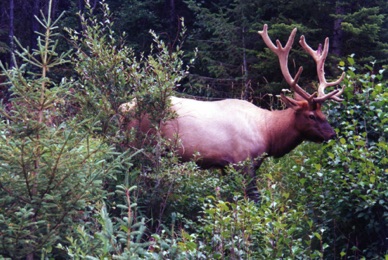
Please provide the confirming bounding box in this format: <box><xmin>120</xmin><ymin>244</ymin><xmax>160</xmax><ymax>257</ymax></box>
<box><xmin>259</xmin><ymin>24</ymin><xmax>345</xmax><ymax>143</ymax></box>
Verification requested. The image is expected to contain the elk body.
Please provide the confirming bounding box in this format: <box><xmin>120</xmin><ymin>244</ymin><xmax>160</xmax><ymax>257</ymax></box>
<box><xmin>120</xmin><ymin>25</ymin><xmax>345</xmax><ymax>194</ymax></box>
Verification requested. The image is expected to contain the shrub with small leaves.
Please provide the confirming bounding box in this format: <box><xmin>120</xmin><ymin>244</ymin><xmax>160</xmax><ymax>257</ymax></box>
<box><xmin>274</xmin><ymin>56</ymin><xmax>388</xmax><ymax>258</ymax></box>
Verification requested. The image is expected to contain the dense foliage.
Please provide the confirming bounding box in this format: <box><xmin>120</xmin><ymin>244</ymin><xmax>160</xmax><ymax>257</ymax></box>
<box><xmin>0</xmin><ymin>5</ymin><xmax>127</xmax><ymax>258</ymax></box>
<box><xmin>1</xmin><ymin>0</ymin><xmax>387</xmax><ymax>100</ymax></box>
<box><xmin>0</xmin><ymin>1</ymin><xmax>387</xmax><ymax>259</ymax></box>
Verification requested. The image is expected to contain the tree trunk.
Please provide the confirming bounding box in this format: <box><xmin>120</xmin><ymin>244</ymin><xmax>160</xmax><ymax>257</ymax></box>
<box><xmin>78</xmin><ymin>0</ymin><xmax>83</xmax><ymax>13</ymax></box>
<box><xmin>9</xmin><ymin>0</ymin><xmax>15</xmax><ymax>68</ymax></box>
<box><xmin>52</xmin><ymin>0</ymin><xmax>58</xmax><ymax>17</ymax></box>
<box><xmin>92</xmin><ymin>0</ymin><xmax>98</xmax><ymax>10</ymax></box>
<box><xmin>241</xmin><ymin>26</ymin><xmax>250</xmax><ymax>101</ymax></box>
<box><xmin>31</xmin><ymin>0</ymin><xmax>41</xmax><ymax>50</ymax></box>
<box><xmin>169</xmin><ymin>0</ymin><xmax>176</xmax><ymax>35</ymax></box>
<box><xmin>332</xmin><ymin>2</ymin><xmax>344</xmax><ymax>56</ymax></box>
<box><xmin>26</xmin><ymin>253</ymin><xmax>34</xmax><ymax>260</ymax></box>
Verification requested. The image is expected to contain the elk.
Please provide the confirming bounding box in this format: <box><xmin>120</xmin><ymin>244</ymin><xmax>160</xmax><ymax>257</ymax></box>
<box><xmin>120</xmin><ymin>24</ymin><xmax>345</xmax><ymax>198</ymax></box>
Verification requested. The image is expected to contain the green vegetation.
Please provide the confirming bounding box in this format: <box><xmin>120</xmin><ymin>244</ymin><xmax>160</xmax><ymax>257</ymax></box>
<box><xmin>0</xmin><ymin>3</ymin><xmax>126</xmax><ymax>258</ymax></box>
<box><xmin>0</xmin><ymin>1</ymin><xmax>387</xmax><ymax>259</ymax></box>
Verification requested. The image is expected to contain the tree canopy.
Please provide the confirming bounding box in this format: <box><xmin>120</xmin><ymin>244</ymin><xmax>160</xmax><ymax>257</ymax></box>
<box><xmin>0</xmin><ymin>0</ymin><xmax>387</xmax><ymax>100</ymax></box>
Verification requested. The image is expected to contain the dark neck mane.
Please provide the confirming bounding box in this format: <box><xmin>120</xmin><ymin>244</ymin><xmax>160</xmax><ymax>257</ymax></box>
<box><xmin>266</xmin><ymin>109</ymin><xmax>304</xmax><ymax>158</ymax></box>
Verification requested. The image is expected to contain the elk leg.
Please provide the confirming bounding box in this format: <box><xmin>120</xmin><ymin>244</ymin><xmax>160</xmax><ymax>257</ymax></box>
<box><xmin>245</xmin><ymin>157</ymin><xmax>264</xmax><ymax>203</ymax></box>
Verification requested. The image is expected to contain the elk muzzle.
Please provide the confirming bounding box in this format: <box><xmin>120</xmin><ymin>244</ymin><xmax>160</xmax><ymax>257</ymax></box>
<box><xmin>322</xmin><ymin>124</ymin><xmax>337</xmax><ymax>141</ymax></box>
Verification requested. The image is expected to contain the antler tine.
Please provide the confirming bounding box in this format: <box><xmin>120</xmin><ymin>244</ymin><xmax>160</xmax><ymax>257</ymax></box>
<box><xmin>313</xmin><ymin>84</ymin><xmax>346</xmax><ymax>102</ymax></box>
<box><xmin>299</xmin><ymin>36</ymin><xmax>345</xmax><ymax>103</ymax></box>
<box><xmin>258</xmin><ymin>24</ymin><xmax>312</xmax><ymax>101</ymax></box>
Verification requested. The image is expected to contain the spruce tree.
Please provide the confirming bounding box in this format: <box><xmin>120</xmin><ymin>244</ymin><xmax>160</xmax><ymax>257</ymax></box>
<box><xmin>0</xmin><ymin>1</ymin><xmax>120</xmax><ymax>258</ymax></box>
<box><xmin>184</xmin><ymin>0</ymin><xmax>264</xmax><ymax>99</ymax></box>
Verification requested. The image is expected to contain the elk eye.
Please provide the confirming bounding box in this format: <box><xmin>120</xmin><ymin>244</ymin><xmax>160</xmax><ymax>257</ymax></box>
<box><xmin>309</xmin><ymin>115</ymin><xmax>316</xmax><ymax>120</ymax></box>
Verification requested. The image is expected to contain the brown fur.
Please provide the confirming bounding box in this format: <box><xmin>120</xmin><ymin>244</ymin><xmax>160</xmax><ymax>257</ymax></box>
<box><xmin>120</xmin><ymin>96</ymin><xmax>336</xmax><ymax>169</ymax></box>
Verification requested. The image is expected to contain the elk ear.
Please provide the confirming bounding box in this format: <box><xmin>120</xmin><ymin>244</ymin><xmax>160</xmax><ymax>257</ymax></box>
<box><xmin>280</xmin><ymin>94</ymin><xmax>308</xmax><ymax>111</ymax></box>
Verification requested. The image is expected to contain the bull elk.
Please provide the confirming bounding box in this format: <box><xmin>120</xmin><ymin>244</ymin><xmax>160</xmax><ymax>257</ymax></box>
<box><xmin>120</xmin><ymin>24</ymin><xmax>345</xmax><ymax>199</ymax></box>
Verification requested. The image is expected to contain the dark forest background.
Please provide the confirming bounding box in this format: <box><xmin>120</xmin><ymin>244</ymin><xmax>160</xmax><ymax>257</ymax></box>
<box><xmin>1</xmin><ymin>0</ymin><xmax>387</xmax><ymax>101</ymax></box>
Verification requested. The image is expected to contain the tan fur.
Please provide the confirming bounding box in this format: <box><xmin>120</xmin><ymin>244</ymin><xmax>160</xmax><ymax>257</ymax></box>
<box><xmin>120</xmin><ymin>96</ymin><xmax>336</xmax><ymax>168</ymax></box>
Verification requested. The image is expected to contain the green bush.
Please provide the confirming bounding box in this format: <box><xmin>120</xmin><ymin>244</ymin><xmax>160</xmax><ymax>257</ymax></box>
<box><xmin>0</xmin><ymin>1</ymin><xmax>127</xmax><ymax>258</ymax></box>
<box><xmin>308</xmin><ymin>57</ymin><xmax>388</xmax><ymax>258</ymax></box>
<box><xmin>251</xmin><ymin>57</ymin><xmax>387</xmax><ymax>259</ymax></box>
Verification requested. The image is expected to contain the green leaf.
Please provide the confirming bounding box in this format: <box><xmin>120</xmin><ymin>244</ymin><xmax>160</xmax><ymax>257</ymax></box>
<box><xmin>347</xmin><ymin>56</ymin><xmax>355</xmax><ymax>66</ymax></box>
<box><xmin>314</xmin><ymin>232</ymin><xmax>322</xmax><ymax>240</ymax></box>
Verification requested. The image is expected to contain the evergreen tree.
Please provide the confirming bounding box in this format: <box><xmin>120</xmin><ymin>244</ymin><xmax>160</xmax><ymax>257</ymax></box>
<box><xmin>184</xmin><ymin>0</ymin><xmax>387</xmax><ymax>101</ymax></box>
<box><xmin>0</xmin><ymin>1</ymin><xmax>124</xmax><ymax>258</ymax></box>
<box><xmin>332</xmin><ymin>0</ymin><xmax>388</xmax><ymax>65</ymax></box>
<box><xmin>184</xmin><ymin>0</ymin><xmax>264</xmax><ymax>99</ymax></box>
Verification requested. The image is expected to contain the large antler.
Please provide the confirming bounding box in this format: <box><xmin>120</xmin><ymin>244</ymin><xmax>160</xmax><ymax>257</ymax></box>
<box><xmin>258</xmin><ymin>24</ymin><xmax>345</xmax><ymax>104</ymax></box>
<box><xmin>299</xmin><ymin>36</ymin><xmax>345</xmax><ymax>102</ymax></box>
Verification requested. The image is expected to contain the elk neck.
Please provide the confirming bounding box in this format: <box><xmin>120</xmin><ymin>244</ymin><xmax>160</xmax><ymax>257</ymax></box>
<box><xmin>263</xmin><ymin>108</ymin><xmax>304</xmax><ymax>158</ymax></box>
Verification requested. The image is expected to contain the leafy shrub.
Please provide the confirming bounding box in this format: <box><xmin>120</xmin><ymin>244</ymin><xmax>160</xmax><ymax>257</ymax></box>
<box><xmin>311</xmin><ymin>56</ymin><xmax>387</xmax><ymax>258</ymax></box>
<box><xmin>255</xmin><ymin>56</ymin><xmax>388</xmax><ymax>259</ymax></box>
